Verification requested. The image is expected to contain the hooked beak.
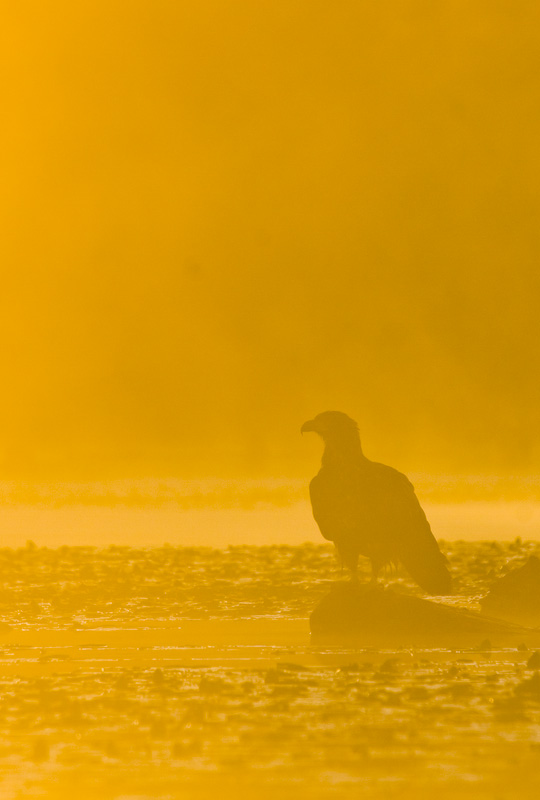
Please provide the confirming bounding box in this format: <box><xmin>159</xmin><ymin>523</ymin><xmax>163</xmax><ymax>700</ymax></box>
<box><xmin>301</xmin><ymin>419</ymin><xmax>317</xmax><ymax>434</ymax></box>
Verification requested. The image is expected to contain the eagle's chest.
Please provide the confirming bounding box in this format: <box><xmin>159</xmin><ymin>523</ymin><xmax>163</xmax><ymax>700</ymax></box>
<box><xmin>311</xmin><ymin>468</ymin><xmax>390</xmax><ymax>536</ymax></box>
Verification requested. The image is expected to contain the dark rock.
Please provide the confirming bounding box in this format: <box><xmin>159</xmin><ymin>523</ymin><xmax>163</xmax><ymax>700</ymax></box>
<box><xmin>515</xmin><ymin>671</ymin><xmax>540</xmax><ymax>697</ymax></box>
<box><xmin>310</xmin><ymin>582</ymin><xmax>540</xmax><ymax>647</ymax></box>
<box><xmin>480</xmin><ymin>556</ymin><xmax>540</xmax><ymax>626</ymax></box>
<box><xmin>527</xmin><ymin>651</ymin><xmax>540</xmax><ymax>670</ymax></box>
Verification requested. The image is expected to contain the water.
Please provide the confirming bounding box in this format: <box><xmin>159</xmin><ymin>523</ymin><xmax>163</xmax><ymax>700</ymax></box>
<box><xmin>0</xmin><ymin>541</ymin><xmax>539</xmax><ymax>799</ymax></box>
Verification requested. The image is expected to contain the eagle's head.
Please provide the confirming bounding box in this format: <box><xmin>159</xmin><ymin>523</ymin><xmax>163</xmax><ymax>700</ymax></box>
<box><xmin>301</xmin><ymin>411</ymin><xmax>359</xmax><ymax>441</ymax></box>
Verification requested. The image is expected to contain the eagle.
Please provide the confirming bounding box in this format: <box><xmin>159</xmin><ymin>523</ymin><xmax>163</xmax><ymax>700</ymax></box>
<box><xmin>302</xmin><ymin>411</ymin><xmax>451</xmax><ymax>595</ymax></box>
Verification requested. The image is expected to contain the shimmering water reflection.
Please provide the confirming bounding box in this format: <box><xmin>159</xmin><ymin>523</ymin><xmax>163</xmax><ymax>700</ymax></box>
<box><xmin>0</xmin><ymin>541</ymin><xmax>539</xmax><ymax>799</ymax></box>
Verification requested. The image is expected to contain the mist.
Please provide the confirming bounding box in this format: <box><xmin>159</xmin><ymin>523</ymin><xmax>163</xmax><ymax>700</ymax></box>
<box><xmin>2</xmin><ymin>2</ymin><xmax>540</xmax><ymax>489</ymax></box>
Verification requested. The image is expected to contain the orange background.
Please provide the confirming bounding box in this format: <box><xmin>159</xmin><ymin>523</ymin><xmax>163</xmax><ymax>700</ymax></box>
<box><xmin>2</xmin><ymin>2</ymin><xmax>539</xmax><ymax>489</ymax></box>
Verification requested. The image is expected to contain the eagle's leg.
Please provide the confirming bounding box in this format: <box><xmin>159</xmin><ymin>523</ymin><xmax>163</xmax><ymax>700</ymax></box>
<box><xmin>337</xmin><ymin>542</ymin><xmax>360</xmax><ymax>582</ymax></box>
<box><xmin>343</xmin><ymin>550</ymin><xmax>359</xmax><ymax>582</ymax></box>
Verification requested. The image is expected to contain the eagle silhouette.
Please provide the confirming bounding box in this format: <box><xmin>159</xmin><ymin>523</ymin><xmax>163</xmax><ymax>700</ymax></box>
<box><xmin>302</xmin><ymin>411</ymin><xmax>451</xmax><ymax>595</ymax></box>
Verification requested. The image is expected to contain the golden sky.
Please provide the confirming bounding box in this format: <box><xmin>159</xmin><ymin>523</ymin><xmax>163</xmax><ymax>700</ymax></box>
<box><xmin>1</xmin><ymin>2</ymin><xmax>540</xmax><ymax>481</ymax></box>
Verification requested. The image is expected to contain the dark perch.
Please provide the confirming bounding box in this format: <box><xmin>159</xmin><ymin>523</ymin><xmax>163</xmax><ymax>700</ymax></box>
<box><xmin>310</xmin><ymin>583</ymin><xmax>540</xmax><ymax>647</ymax></box>
<box><xmin>481</xmin><ymin>556</ymin><xmax>540</xmax><ymax>627</ymax></box>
